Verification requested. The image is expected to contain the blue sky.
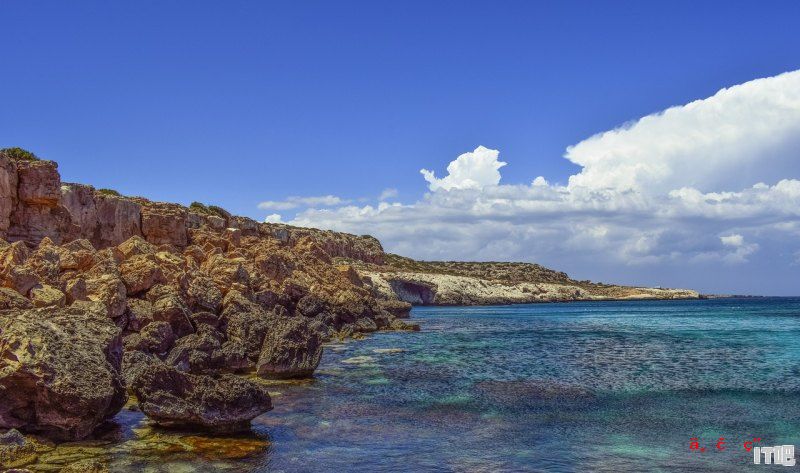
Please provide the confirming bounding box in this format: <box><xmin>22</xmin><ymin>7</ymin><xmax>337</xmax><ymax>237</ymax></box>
<box><xmin>2</xmin><ymin>2</ymin><xmax>799</xmax><ymax>294</ymax></box>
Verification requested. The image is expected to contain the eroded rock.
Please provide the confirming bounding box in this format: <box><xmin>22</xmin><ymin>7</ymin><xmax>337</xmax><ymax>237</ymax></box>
<box><xmin>0</xmin><ymin>309</ymin><xmax>126</xmax><ymax>440</ymax></box>
<box><xmin>131</xmin><ymin>362</ymin><xmax>272</xmax><ymax>431</ymax></box>
<box><xmin>256</xmin><ymin>317</ymin><xmax>322</xmax><ymax>379</ymax></box>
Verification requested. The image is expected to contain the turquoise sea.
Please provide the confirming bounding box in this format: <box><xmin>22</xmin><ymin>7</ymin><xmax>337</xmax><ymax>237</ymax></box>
<box><xmin>255</xmin><ymin>298</ymin><xmax>800</xmax><ymax>472</ymax></box>
<box><xmin>62</xmin><ymin>298</ymin><xmax>800</xmax><ymax>472</ymax></box>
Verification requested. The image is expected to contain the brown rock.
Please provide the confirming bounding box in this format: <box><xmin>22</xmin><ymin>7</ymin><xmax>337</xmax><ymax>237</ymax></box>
<box><xmin>131</xmin><ymin>362</ymin><xmax>272</xmax><ymax>431</ymax></box>
<box><xmin>63</xmin><ymin>277</ymin><xmax>88</xmax><ymax>304</ymax></box>
<box><xmin>119</xmin><ymin>254</ymin><xmax>164</xmax><ymax>295</ymax></box>
<box><xmin>121</xmin><ymin>349</ymin><xmax>156</xmax><ymax>386</ymax></box>
<box><xmin>388</xmin><ymin>317</ymin><xmax>421</xmax><ymax>332</ymax></box>
<box><xmin>165</xmin><ymin>327</ymin><xmax>248</xmax><ymax>374</ymax></box>
<box><xmin>85</xmin><ymin>275</ymin><xmax>127</xmax><ymax>318</ymax></box>
<box><xmin>29</xmin><ymin>284</ymin><xmax>66</xmax><ymax>308</ymax></box>
<box><xmin>354</xmin><ymin>317</ymin><xmax>378</xmax><ymax>333</ymax></box>
<box><xmin>4</xmin><ymin>267</ymin><xmax>40</xmax><ymax>296</ymax></box>
<box><xmin>141</xmin><ymin>203</ymin><xmax>188</xmax><ymax>247</ymax></box>
<box><xmin>220</xmin><ymin>290</ymin><xmax>269</xmax><ymax>360</ymax></box>
<box><xmin>296</xmin><ymin>294</ymin><xmax>325</xmax><ymax>317</ymax></box>
<box><xmin>22</xmin><ymin>239</ymin><xmax>61</xmax><ymax>287</ymax></box>
<box><xmin>189</xmin><ymin>311</ymin><xmax>221</xmax><ymax>330</ymax></box>
<box><xmin>378</xmin><ymin>299</ymin><xmax>412</xmax><ymax>318</ymax></box>
<box><xmin>0</xmin><ymin>155</ymin><xmax>19</xmax><ymax>237</ymax></box>
<box><xmin>0</xmin><ymin>287</ymin><xmax>32</xmax><ymax>310</ymax></box>
<box><xmin>0</xmin><ymin>308</ymin><xmax>126</xmax><ymax>440</ymax></box>
<box><xmin>148</xmin><ymin>286</ymin><xmax>193</xmax><ymax>337</ymax></box>
<box><xmin>123</xmin><ymin>321</ymin><xmax>175</xmax><ymax>357</ymax></box>
<box><xmin>16</xmin><ymin>160</ymin><xmax>60</xmax><ymax>206</ymax></box>
<box><xmin>202</xmin><ymin>254</ymin><xmax>250</xmax><ymax>294</ymax></box>
<box><xmin>256</xmin><ymin>316</ymin><xmax>323</xmax><ymax>379</ymax></box>
<box><xmin>55</xmin><ymin>239</ymin><xmax>96</xmax><ymax>272</ymax></box>
<box><xmin>116</xmin><ymin>235</ymin><xmax>156</xmax><ymax>260</ymax></box>
<box><xmin>124</xmin><ymin>298</ymin><xmax>154</xmax><ymax>332</ymax></box>
<box><xmin>186</xmin><ymin>274</ymin><xmax>223</xmax><ymax>313</ymax></box>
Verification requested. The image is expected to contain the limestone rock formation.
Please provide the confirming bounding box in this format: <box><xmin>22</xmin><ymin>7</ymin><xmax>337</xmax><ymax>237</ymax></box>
<box><xmin>130</xmin><ymin>362</ymin><xmax>272</xmax><ymax>431</ymax></box>
<box><xmin>357</xmin><ymin>254</ymin><xmax>700</xmax><ymax>305</ymax></box>
<box><xmin>0</xmin><ymin>308</ymin><xmax>126</xmax><ymax>440</ymax></box>
<box><xmin>256</xmin><ymin>317</ymin><xmax>323</xmax><ymax>379</ymax></box>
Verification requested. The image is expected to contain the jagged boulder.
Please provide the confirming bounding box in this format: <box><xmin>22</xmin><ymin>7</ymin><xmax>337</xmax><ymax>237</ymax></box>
<box><xmin>55</xmin><ymin>239</ymin><xmax>96</xmax><ymax>271</ymax></box>
<box><xmin>0</xmin><ymin>308</ymin><xmax>126</xmax><ymax>440</ymax></box>
<box><xmin>63</xmin><ymin>276</ymin><xmax>88</xmax><ymax>304</ymax></box>
<box><xmin>121</xmin><ymin>350</ymin><xmax>156</xmax><ymax>387</ymax></box>
<box><xmin>296</xmin><ymin>294</ymin><xmax>325</xmax><ymax>317</ymax></box>
<box><xmin>165</xmin><ymin>327</ymin><xmax>249</xmax><ymax>374</ymax></box>
<box><xmin>147</xmin><ymin>286</ymin><xmax>194</xmax><ymax>338</ymax></box>
<box><xmin>388</xmin><ymin>317</ymin><xmax>420</xmax><ymax>332</ymax></box>
<box><xmin>189</xmin><ymin>310</ymin><xmax>221</xmax><ymax>331</ymax></box>
<box><xmin>29</xmin><ymin>284</ymin><xmax>66</xmax><ymax>308</ymax></box>
<box><xmin>186</xmin><ymin>273</ymin><xmax>223</xmax><ymax>313</ymax></box>
<box><xmin>125</xmin><ymin>298</ymin><xmax>154</xmax><ymax>332</ymax></box>
<box><xmin>256</xmin><ymin>317</ymin><xmax>323</xmax><ymax>379</ymax></box>
<box><xmin>0</xmin><ymin>287</ymin><xmax>32</xmax><ymax>310</ymax></box>
<box><xmin>116</xmin><ymin>235</ymin><xmax>156</xmax><ymax>259</ymax></box>
<box><xmin>123</xmin><ymin>321</ymin><xmax>175</xmax><ymax>357</ymax></box>
<box><xmin>354</xmin><ymin>316</ymin><xmax>378</xmax><ymax>333</ymax></box>
<box><xmin>220</xmin><ymin>290</ymin><xmax>270</xmax><ymax>360</ymax></box>
<box><xmin>131</xmin><ymin>362</ymin><xmax>272</xmax><ymax>431</ymax></box>
<box><xmin>119</xmin><ymin>254</ymin><xmax>164</xmax><ymax>295</ymax></box>
<box><xmin>85</xmin><ymin>274</ymin><xmax>127</xmax><ymax>318</ymax></box>
<box><xmin>203</xmin><ymin>254</ymin><xmax>250</xmax><ymax>294</ymax></box>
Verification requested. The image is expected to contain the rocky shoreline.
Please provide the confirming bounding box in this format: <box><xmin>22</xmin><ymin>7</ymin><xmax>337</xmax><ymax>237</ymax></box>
<box><xmin>0</xmin><ymin>149</ymin><xmax>696</xmax><ymax>470</ymax></box>
<box><xmin>355</xmin><ymin>254</ymin><xmax>699</xmax><ymax>305</ymax></box>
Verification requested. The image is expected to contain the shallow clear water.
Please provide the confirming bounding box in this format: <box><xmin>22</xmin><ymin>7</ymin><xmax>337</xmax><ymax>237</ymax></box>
<box><xmin>35</xmin><ymin>298</ymin><xmax>800</xmax><ymax>472</ymax></box>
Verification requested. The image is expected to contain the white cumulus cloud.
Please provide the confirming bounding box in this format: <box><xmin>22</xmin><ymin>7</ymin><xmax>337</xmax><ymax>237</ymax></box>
<box><xmin>420</xmin><ymin>145</ymin><xmax>507</xmax><ymax>191</ymax></box>
<box><xmin>565</xmin><ymin>70</ymin><xmax>800</xmax><ymax>194</ymax></box>
<box><xmin>278</xmin><ymin>70</ymin><xmax>800</xmax><ymax>294</ymax></box>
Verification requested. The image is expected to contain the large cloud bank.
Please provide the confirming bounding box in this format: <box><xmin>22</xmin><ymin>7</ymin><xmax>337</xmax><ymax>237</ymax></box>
<box><xmin>276</xmin><ymin>71</ymin><xmax>800</xmax><ymax>293</ymax></box>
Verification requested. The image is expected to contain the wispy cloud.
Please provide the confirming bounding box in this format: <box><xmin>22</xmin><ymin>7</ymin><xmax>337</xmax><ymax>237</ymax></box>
<box><xmin>257</xmin><ymin>195</ymin><xmax>349</xmax><ymax>210</ymax></box>
<box><xmin>379</xmin><ymin>188</ymin><xmax>399</xmax><ymax>201</ymax></box>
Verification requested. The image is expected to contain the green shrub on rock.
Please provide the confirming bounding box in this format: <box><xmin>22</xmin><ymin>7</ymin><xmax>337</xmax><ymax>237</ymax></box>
<box><xmin>97</xmin><ymin>188</ymin><xmax>121</xmax><ymax>197</ymax></box>
<box><xmin>0</xmin><ymin>147</ymin><xmax>39</xmax><ymax>161</ymax></box>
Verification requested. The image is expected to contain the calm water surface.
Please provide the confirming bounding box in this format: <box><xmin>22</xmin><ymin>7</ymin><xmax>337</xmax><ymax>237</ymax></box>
<box><xmin>49</xmin><ymin>298</ymin><xmax>800</xmax><ymax>472</ymax></box>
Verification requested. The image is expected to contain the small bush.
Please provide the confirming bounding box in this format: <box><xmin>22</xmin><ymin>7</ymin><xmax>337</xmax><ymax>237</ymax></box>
<box><xmin>97</xmin><ymin>188</ymin><xmax>121</xmax><ymax>197</ymax></box>
<box><xmin>0</xmin><ymin>147</ymin><xmax>39</xmax><ymax>161</ymax></box>
<box><xmin>189</xmin><ymin>202</ymin><xmax>230</xmax><ymax>219</ymax></box>
<box><xmin>189</xmin><ymin>201</ymin><xmax>210</xmax><ymax>213</ymax></box>
<box><xmin>207</xmin><ymin>205</ymin><xmax>230</xmax><ymax>219</ymax></box>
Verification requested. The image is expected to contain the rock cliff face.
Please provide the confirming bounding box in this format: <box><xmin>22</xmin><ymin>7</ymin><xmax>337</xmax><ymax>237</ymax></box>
<box><xmin>0</xmin><ymin>151</ymin><xmax>413</xmax><ymax>442</ymax></box>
